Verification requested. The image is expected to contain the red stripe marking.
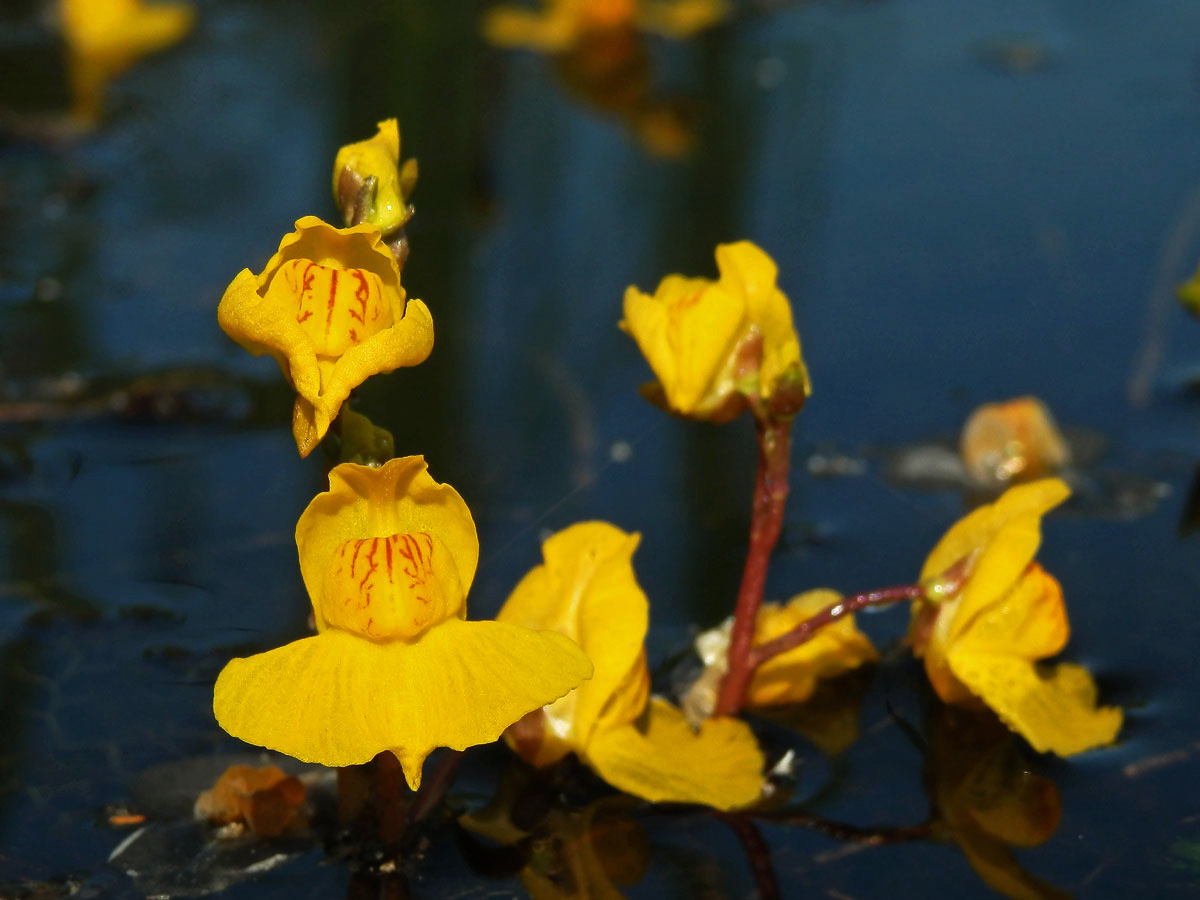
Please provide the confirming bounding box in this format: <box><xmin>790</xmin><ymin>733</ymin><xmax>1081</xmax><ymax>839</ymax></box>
<box><xmin>325</xmin><ymin>269</ymin><xmax>338</xmax><ymax>334</ymax></box>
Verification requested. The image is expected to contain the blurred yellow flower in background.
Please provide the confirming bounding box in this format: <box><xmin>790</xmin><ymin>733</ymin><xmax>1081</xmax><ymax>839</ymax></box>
<box><xmin>217</xmin><ymin>216</ymin><xmax>434</xmax><ymax>457</ymax></box>
<box><xmin>61</xmin><ymin>0</ymin><xmax>194</xmax><ymax>123</ymax></box>
<box><xmin>911</xmin><ymin>478</ymin><xmax>1122</xmax><ymax>756</ymax></box>
<box><xmin>683</xmin><ymin>588</ymin><xmax>877</xmax><ymax>722</ymax></box>
<box><xmin>621</xmin><ymin>241</ymin><xmax>809</xmax><ymax>421</ymax></box>
<box><xmin>214</xmin><ymin>457</ymin><xmax>593</xmax><ymax>790</ymax></box>
<box><xmin>483</xmin><ymin>0</ymin><xmax>727</xmax><ymax>53</ymax></box>
<box><xmin>498</xmin><ymin>521</ymin><xmax>764</xmax><ymax>811</ymax></box>
<box><xmin>332</xmin><ymin>118</ymin><xmax>418</xmax><ymax>236</ymax></box>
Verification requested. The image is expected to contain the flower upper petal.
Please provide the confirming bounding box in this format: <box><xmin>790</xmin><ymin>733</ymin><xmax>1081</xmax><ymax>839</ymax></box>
<box><xmin>297</xmin><ymin>457</ymin><xmax>479</xmax><ymax>631</ymax></box>
<box><xmin>621</xmin><ymin>277</ymin><xmax>746</xmax><ymax>415</ymax></box>
<box><xmin>214</xmin><ymin>619</ymin><xmax>592</xmax><ymax>790</ymax></box>
<box><xmin>946</xmin><ymin>652</ymin><xmax>1122</xmax><ymax>756</ymax></box>
<box><xmin>715</xmin><ymin>241</ymin><xmax>807</xmax><ymax>403</ymax></box>
<box><xmin>586</xmin><ymin>698</ymin><xmax>764</xmax><ymax>810</ymax></box>
<box><xmin>498</xmin><ymin>522</ymin><xmax>647</xmax><ymax>757</ymax></box>
<box><xmin>921</xmin><ymin>479</ymin><xmax>1070</xmax><ymax>584</ymax></box>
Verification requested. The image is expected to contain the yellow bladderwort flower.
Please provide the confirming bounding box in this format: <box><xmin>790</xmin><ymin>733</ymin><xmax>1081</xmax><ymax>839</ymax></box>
<box><xmin>332</xmin><ymin>119</ymin><xmax>418</xmax><ymax>236</ymax></box>
<box><xmin>683</xmin><ymin>589</ymin><xmax>877</xmax><ymax>722</ymax></box>
<box><xmin>621</xmin><ymin>241</ymin><xmax>810</xmax><ymax>421</ymax></box>
<box><xmin>213</xmin><ymin>457</ymin><xmax>593</xmax><ymax>790</ymax></box>
<box><xmin>217</xmin><ymin>216</ymin><xmax>434</xmax><ymax>458</ymax></box>
<box><xmin>497</xmin><ymin>522</ymin><xmax>764</xmax><ymax>811</ymax></box>
<box><xmin>483</xmin><ymin>0</ymin><xmax>728</xmax><ymax>53</ymax></box>
<box><xmin>61</xmin><ymin>0</ymin><xmax>194</xmax><ymax>123</ymax></box>
<box><xmin>910</xmin><ymin>478</ymin><xmax>1122</xmax><ymax>756</ymax></box>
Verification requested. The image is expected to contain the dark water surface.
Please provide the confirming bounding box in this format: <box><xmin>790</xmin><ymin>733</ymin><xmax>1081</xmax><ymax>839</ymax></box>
<box><xmin>3</xmin><ymin>0</ymin><xmax>1200</xmax><ymax>896</ymax></box>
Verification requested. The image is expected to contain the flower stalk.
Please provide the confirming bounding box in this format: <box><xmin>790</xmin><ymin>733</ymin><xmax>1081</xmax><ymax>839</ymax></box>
<box><xmin>714</xmin><ymin>414</ymin><xmax>793</xmax><ymax>717</ymax></box>
<box><xmin>746</xmin><ymin>584</ymin><xmax>923</xmax><ymax>670</ymax></box>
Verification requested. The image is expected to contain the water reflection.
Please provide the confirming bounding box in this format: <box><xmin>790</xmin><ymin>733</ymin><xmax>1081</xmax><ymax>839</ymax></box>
<box><xmin>927</xmin><ymin>705</ymin><xmax>1067</xmax><ymax>900</ymax></box>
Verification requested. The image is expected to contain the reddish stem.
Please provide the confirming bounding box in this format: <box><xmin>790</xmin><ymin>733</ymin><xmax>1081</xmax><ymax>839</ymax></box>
<box><xmin>714</xmin><ymin>417</ymin><xmax>793</xmax><ymax>717</ymax></box>
<box><xmin>747</xmin><ymin>584</ymin><xmax>924</xmax><ymax>670</ymax></box>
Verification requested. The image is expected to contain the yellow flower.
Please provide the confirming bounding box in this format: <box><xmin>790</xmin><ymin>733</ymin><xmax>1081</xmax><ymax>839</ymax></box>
<box><xmin>930</xmin><ymin>707</ymin><xmax>1068</xmax><ymax>900</ymax></box>
<box><xmin>217</xmin><ymin>216</ymin><xmax>434</xmax><ymax>458</ymax></box>
<box><xmin>683</xmin><ymin>589</ymin><xmax>877</xmax><ymax>721</ymax></box>
<box><xmin>497</xmin><ymin>521</ymin><xmax>764</xmax><ymax>811</ymax></box>
<box><xmin>911</xmin><ymin>478</ymin><xmax>1122</xmax><ymax>756</ymax></box>
<box><xmin>621</xmin><ymin>241</ymin><xmax>810</xmax><ymax>420</ymax></box>
<box><xmin>61</xmin><ymin>0</ymin><xmax>194</xmax><ymax>123</ymax></box>
<box><xmin>332</xmin><ymin>119</ymin><xmax>418</xmax><ymax>236</ymax></box>
<box><xmin>483</xmin><ymin>0</ymin><xmax>728</xmax><ymax>53</ymax></box>
<box><xmin>213</xmin><ymin>457</ymin><xmax>593</xmax><ymax>790</ymax></box>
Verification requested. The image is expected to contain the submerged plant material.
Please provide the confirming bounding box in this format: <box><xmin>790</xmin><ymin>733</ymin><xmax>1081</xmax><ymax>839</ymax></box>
<box><xmin>621</xmin><ymin>241</ymin><xmax>809</xmax><ymax>421</ymax></box>
<box><xmin>498</xmin><ymin>521</ymin><xmax>764</xmax><ymax>811</ymax></box>
<box><xmin>910</xmin><ymin>479</ymin><xmax>1122</xmax><ymax>755</ymax></box>
<box><xmin>194</xmin><ymin>764</ymin><xmax>307</xmax><ymax>838</ymax></box>
<box><xmin>333</xmin><ymin>119</ymin><xmax>418</xmax><ymax>237</ymax></box>
<box><xmin>213</xmin><ymin>456</ymin><xmax>593</xmax><ymax>790</ymax></box>
<box><xmin>960</xmin><ymin>396</ymin><xmax>1070</xmax><ymax>489</ymax></box>
<box><xmin>482</xmin><ymin>0</ymin><xmax>728</xmax><ymax>53</ymax></box>
<box><xmin>683</xmin><ymin>589</ymin><xmax>877</xmax><ymax>723</ymax></box>
<box><xmin>61</xmin><ymin>0</ymin><xmax>194</xmax><ymax>123</ymax></box>
<box><xmin>216</xmin><ymin>217</ymin><xmax>434</xmax><ymax>458</ymax></box>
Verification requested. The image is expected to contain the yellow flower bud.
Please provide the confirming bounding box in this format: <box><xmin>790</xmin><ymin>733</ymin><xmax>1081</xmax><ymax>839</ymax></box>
<box><xmin>332</xmin><ymin>119</ymin><xmax>418</xmax><ymax>235</ymax></box>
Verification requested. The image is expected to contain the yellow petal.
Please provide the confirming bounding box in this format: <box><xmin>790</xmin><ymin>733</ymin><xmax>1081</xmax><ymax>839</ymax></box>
<box><xmin>955</xmin><ymin>565</ymin><xmax>1069</xmax><ymax>662</ymax></box>
<box><xmin>947</xmin><ymin>652</ymin><xmax>1122</xmax><ymax>756</ymax></box>
<box><xmin>746</xmin><ymin>589</ymin><xmax>877</xmax><ymax>707</ymax></box>
<box><xmin>620</xmin><ymin>277</ymin><xmax>747</xmax><ymax>415</ymax></box>
<box><xmin>218</xmin><ymin>268</ymin><xmax>321</xmax><ymax>399</ymax></box>
<box><xmin>586</xmin><ymin>698</ymin><xmax>764</xmax><ymax>810</ymax></box>
<box><xmin>921</xmin><ymin>478</ymin><xmax>1070</xmax><ymax>583</ymax></box>
<box><xmin>498</xmin><ymin>522</ymin><xmax>648</xmax><ymax>758</ymax></box>
<box><xmin>290</xmin><ymin>296</ymin><xmax>434</xmax><ymax>457</ymax></box>
<box><xmin>332</xmin><ymin>119</ymin><xmax>413</xmax><ymax>235</ymax></box>
<box><xmin>714</xmin><ymin>241</ymin><xmax>805</xmax><ymax>402</ymax></box>
<box><xmin>297</xmin><ymin>456</ymin><xmax>479</xmax><ymax>630</ymax></box>
<box><xmin>214</xmin><ymin>619</ymin><xmax>592</xmax><ymax>790</ymax></box>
